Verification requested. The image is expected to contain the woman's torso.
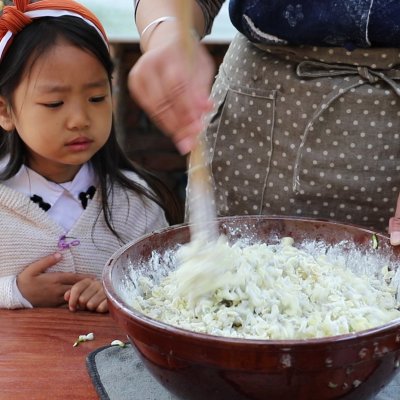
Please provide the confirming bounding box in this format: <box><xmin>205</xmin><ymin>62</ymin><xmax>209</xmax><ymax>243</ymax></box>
<box><xmin>226</xmin><ymin>0</ymin><xmax>400</xmax><ymax>49</ymax></box>
<box><xmin>200</xmin><ymin>34</ymin><xmax>400</xmax><ymax>232</ymax></box>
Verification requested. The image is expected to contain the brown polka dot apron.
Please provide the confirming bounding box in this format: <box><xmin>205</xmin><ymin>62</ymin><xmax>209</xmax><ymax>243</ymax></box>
<box><xmin>197</xmin><ymin>33</ymin><xmax>400</xmax><ymax>232</ymax></box>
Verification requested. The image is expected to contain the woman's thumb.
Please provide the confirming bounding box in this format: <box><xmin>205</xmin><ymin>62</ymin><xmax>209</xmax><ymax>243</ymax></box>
<box><xmin>389</xmin><ymin>217</ymin><xmax>400</xmax><ymax>245</ymax></box>
<box><xmin>389</xmin><ymin>195</ymin><xmax>400</xmax><ymax>245</ymax></box>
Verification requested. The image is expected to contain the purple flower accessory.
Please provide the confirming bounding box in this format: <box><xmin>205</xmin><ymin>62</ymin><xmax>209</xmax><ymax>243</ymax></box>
<box><xmin>58</xmin><ymin>235</ymin><xmax>80</xmax><ymax>250</ymax></box>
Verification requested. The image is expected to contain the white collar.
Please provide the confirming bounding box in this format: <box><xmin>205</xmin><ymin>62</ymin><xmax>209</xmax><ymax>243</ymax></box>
<box><xmin>3</xmin><ymin>163</ymin><xmax>98</xmax><ymax>207</ymax></box>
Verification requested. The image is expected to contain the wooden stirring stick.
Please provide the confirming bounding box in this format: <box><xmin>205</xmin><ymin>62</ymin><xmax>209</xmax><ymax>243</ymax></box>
<box><xmin>172</xmin><ymin>0</ymin><xmax>233</xmax><ymax>302</ymax></box>
<box><xmin>175</xmin><ymin>0</ymin><xmax>218</xmax><ymax>242</ymax></box>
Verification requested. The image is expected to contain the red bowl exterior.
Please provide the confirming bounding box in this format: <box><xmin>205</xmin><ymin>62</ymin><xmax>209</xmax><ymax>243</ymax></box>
<box><xmin>104</xmin><ymin>216</ymin><xmax>400</xmax><ymax>400</ymax></box>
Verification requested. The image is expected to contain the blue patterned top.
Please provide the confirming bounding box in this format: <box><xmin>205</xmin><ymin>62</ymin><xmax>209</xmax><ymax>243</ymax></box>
<box><xmin>228</xmin><ymin>0</ymin><xmax>400</xmax><ymax>49</ymax></box>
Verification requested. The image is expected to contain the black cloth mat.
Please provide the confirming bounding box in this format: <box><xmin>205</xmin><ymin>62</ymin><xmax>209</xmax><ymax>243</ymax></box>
<box><xmin>86</xmin><ymin>343</ymin><xmax>177</xmax><ymax>400</ymax></box>
<box><xmin>87</xmin><ymin>343</ymin><xmax>400</xmax><ymax>400</ymax></box>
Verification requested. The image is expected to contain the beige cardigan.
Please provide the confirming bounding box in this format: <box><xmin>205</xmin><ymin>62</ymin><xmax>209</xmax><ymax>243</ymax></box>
<box><xmin>0</xmin><ymin>171</ymin><xmax>168</xmax><ymax>308</ymax></box>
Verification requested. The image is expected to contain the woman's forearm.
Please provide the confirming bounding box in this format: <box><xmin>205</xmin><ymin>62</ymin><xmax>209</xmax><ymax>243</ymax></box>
<box><xmin>134</xmin><ymin>0</ymin><xmax>224</xmax><ymax>52</ymax></box>
<box><xmin>129</xmin><ymin>0</ymin><xmax>221</xmax><ymax>154</ymax></box>
<box><xmin>135</xmin><ymin>0</ymin><xmax>207</xmax><ymax>52</ymax></box>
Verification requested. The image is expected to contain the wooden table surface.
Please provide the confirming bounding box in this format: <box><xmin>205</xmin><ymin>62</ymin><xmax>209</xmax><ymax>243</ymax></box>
<box><xmin>0</xmin><ymin>308</ymin><xmax>125</xmax><ymax>400</ymax></box>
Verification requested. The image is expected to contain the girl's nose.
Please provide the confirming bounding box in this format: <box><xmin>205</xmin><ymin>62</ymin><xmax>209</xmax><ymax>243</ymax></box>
<box><xmin>66</xmin><ymin>104</ymin><xmax>90</xmax><ymax>130</ymax></box>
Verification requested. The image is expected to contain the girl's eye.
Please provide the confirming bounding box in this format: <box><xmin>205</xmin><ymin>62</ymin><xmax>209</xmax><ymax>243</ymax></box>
<box><xmin>43</xmin><ymin>102</ymin><xmax>63</xmax><ymax>108</ymax></box>
<box><xmin>90</xmin><ymin>96</ymin><xmax>106</xmax><ymax>103</ymax></box>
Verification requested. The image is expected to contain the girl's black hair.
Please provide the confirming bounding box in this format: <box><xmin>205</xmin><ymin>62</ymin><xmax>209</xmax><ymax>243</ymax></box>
<box><xmin>0</xmin><ymin>16</ymin><xmax>183</xmax><ymax>238</ymax></box>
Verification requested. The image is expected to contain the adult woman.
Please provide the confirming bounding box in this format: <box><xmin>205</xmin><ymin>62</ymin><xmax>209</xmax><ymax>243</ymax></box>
<box><xmin>129</xmin><ymin>1</ymin><xmax>400</xmax><ymax>244</ymax></box>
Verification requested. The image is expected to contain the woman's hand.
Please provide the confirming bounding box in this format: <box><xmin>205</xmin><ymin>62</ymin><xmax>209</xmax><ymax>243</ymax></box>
<box><xmin>128</xmin><ymin>35</ymin><xmax>215</xmax><ymax>154</ymax></box>
<box><xmin>64</xmin><ymin>278</ymin><xmax>108</xmax><ymax>313</ymax></box>
<box><xmin>17</xmin><ymin>253</ymin><xmax>94</xmax><ymax>307</ymax></box>
<box><xmin>389</xmin><ymin>195</ymin><xmax>400</xmax><ymax>245</ymax></box>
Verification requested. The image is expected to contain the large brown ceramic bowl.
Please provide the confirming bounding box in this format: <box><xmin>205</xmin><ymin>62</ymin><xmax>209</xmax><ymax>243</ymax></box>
<box><xmin>103</xmin><ymin>216</ymin><xmax>400</xmax><ymax>400</ymax></box>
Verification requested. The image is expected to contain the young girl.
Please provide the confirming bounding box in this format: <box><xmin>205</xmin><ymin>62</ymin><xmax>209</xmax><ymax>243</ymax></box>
<box><xmin>0</xmin><ymin>0</ymin><xmax>180</xmax><ymax>312</ymax></box>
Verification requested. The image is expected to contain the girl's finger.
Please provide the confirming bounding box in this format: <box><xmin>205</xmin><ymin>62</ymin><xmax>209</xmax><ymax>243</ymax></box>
<box><xmin>67</xmin><ymin>279</ymin><xmax>92</xmax><ymax>311</ymax></box>
<box><xmin>85</xmin><ymin>290</ymin><xmax>107</xmax><ymax>311</ymax></box>
<box><xmin>64</xmin><ymin>289</ymin><xmax>71</xmax><ymax>301</ymax></box>
<box><xmin>96</xmin><ymin>299</ymin><xmax>109</xmax><ymax>313</ymax></box>
<box><xmin>77</xmin><ymin>284</ymin><xmax>102</xmax><ymax>309</ymax></box>
<box><xmin>26</xmin><ymin>253</ymin><xmax>62</xmax><ymax>275</ymax></box>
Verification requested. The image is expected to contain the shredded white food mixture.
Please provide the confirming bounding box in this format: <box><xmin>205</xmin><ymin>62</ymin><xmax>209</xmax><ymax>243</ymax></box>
<box><xmin>131</xmin><ymin>237</ymin><xmax>400</xmax><ymax>340</ymax></box>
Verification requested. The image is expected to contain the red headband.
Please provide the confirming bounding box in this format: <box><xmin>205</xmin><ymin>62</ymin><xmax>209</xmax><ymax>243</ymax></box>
<box><xmin>0</xmin><ymin>0</ymin><xmax>109</xmax><ymax>61</ymax></box>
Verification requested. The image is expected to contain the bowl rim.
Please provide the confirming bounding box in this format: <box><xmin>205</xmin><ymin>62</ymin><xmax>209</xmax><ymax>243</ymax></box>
<box><xmin>103</xmin><ymin>216</ymin><xmax>400</xmax><ymax>346</ymax></box>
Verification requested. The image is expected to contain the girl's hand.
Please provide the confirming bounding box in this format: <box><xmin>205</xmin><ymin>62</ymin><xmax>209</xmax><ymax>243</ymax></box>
<box><xmin>64</xmin><ymin>278</ymin><xmax>108</xmax><ymax>313</ymax></box>
<box><xmin>128</xmin><ymin>35</ymin><xmax>215</xmax><ymax>155</ymax></box>
<box><xmin>17</xmin><ymin>253</ymin><xmax>94</xmax><ymax>307</ymax></box>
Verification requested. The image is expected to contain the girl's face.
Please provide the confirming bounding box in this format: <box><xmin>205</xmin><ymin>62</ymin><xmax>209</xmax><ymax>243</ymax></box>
<box><xmin>0</xmin><ymin>39</ymin><xmax>112</xmax><ymax>182</ymax></box>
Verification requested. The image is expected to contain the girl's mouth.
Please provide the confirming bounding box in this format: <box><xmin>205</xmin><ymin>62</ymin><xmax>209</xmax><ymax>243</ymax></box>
<box><xmin>65</xmin><ymin>137</ymin><xmax>93</xmax><ymax>151</ymax></box>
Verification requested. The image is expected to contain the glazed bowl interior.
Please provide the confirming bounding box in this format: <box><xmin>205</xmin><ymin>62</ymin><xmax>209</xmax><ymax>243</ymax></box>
<box><xmin>104</xmin><ymin>216</ymin><xmax>400</xmax><ymax>400</ymax></box>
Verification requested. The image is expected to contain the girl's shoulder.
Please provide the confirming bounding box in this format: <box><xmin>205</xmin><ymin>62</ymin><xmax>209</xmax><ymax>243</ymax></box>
<box><xmin>114</xmin><ymin>169</ymin><xmax>159</xmax><ymax>203</ymax></box>
<box><xmin>119</xmin><ymin>169</ymin><xmax>152</xmax><ymax>190</ymax></box>
<box><xmin>112</xmin><ymin>169</ymin><xmax>169</xmax><ymax>229</ymax></box>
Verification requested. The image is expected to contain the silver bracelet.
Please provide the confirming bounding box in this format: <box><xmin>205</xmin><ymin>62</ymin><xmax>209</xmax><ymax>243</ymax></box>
<box><xmin>140</xmin><ymin>16</ymin><xmax>177</xmax><ymax>38</ymax></box>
